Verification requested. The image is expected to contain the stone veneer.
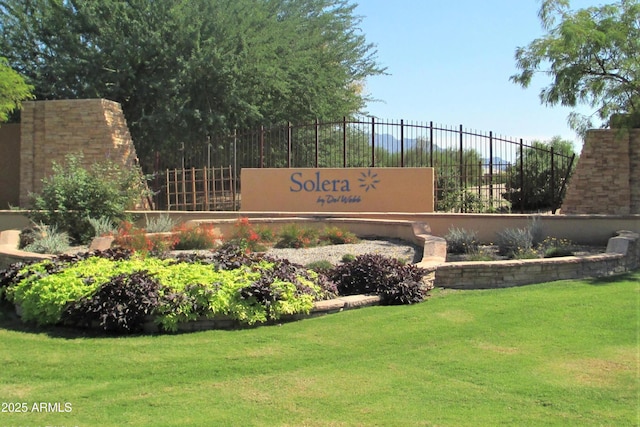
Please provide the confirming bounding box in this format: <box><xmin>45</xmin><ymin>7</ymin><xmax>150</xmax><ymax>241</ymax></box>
<box><xmin>562</xmin><ymin>129</ymin><xmax>640</xmax><ymax>214</ymax></box>
<box><xmin>432</xmin><ymin>231</ymin><xmax>639</xmax><ymax>289</ymax></box>
<box><xmin>19</xmin><ymin>99</ymin><xmax>139</xmax><ymax>207</ymax></box>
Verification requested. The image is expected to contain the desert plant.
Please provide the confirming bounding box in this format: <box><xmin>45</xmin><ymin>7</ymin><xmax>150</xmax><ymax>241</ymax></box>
<box><xmin>444</xmin><ymin>227</ymin><xmax>479</xmax><ymax>254</ymax></box>
<box><xmin>144</xmin><ymin>214</ymin><xmax>177</xmax><ymax>233</ymax></box>
<box><xmin>226</xmin><ymin>217</ymin><xmax>267</xmax><ymax>252</ymax></box>
<box><xmin>496</xmin><ymin>227</ymin><xmax>534</xmax><ymax>258</ymax></box>
<box><xmin>21</xmin><ymin>223</ymin><xmax>70</xmax><ymax>254</ymax></box>
<box><xmin>254</xmin><ymin>224</ymin><xmax>277</xmax><ymax>243</ymax></box>
<box><xmin>275</xmin><ymin>224</ymin><xmax>319</xmax><ymax>248</ymax></box>
<box><xmin>112</xmin><ymin>221</ymin><xmax>155</xmax><ymax>254</ymax></box>
<box><xmin>539</xmin><ymin>237</ymin><xmax>575</xmax><ymax>258</ymax></box>
<box><xmin>528</xmin><ymin>215</ymin><xmax>544</xmax><ymax>246</ymax></box>
<box><xmin>28</xmin><ymin>154</ymin><xmax>149</xmax><ymax>244</ymax></box>
<box><xmin>319</xmin><ymin>226</ymin><xmax>359</xmax><ymax>245</ymax></box>
<box><xmin>173</xmin><ymin>224</ymin><xmax>218</xmax><ymax>250</ymax></box>
<box><xmin>87</xmin><ymin>216</ymin><xmax>118</xmax><ymax>238</ymax></box>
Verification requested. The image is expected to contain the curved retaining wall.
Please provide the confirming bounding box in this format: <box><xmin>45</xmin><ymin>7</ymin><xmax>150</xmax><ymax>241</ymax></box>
<box><xmin>431</xmin><ymin>231</ymin><xmax>639</xmax><ymax>289</ymax></box>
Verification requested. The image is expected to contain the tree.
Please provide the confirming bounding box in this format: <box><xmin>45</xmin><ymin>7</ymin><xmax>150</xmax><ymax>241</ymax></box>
<box><xmin>0</xmin><ymin>57</ymin><xmax>33</xmax><ymax>123</ymax></box>
<box><xmin>502</xmin><ymin>136</ymin><xmax>576</xmax><ymax>212</ymax></box>
<box><xmin>511</xmin><ymin>0</ymin><xmax>640</xmax><ymax>135</ymax></box>
<box><xmin>0</xmin><ymin>0</ymin><xmax>384</xmax><ymax>167</ymax></box>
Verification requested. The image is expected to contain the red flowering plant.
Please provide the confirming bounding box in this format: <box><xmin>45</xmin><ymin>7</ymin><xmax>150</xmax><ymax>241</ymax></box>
<box><xmin>275</xmin><ymin>224</ymin><xmax>319</xmax><ymax>249</ymax></box>
<box><xmin>112</xmin><ymin>221</ymin><xmax>154</xmax><ymax>255</ymax></box>
<box><xmin>226</xmin><ymin>217</ymin><xmax>269</xmax><ymax>253</ymax></box>
<box><xmin>111</xmin><ymin>221</ymin><xmax>178</xmax><ymax>256</ymax></box>
<box><xmin>319</xmin><ymin>226</ymin><xmax>359</xmax><ymax>245</ymax></box>
<box><xmin>172</xmin><ymin>223</ymin><xmax>219</xmax><ymax>250</ymax></box>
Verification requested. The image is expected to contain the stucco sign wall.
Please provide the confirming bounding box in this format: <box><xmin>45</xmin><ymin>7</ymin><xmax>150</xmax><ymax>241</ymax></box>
<box><xmin>241</xmin><ymin>167</ymin><xmax>434</xmax><ymax>212</ymax></box>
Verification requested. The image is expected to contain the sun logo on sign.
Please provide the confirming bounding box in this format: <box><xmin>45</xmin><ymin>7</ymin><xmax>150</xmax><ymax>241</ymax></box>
<box><xmin>358</xmin><ymin>169</ymin><xmax>380</xmax><ymax>192</ymax></box>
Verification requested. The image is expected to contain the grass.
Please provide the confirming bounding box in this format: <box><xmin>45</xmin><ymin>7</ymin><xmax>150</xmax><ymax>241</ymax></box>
<box><xmin>0</xmin><ymin>271</ymin><xmax>638</xmax><ymax>426</ymax></box>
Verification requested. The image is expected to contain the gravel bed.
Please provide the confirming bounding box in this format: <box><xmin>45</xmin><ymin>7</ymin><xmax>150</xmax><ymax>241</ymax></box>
<box><xmin>266</xmin><ymin>239</ymin><xmax>421</xmax><ymax>266</ymax></box>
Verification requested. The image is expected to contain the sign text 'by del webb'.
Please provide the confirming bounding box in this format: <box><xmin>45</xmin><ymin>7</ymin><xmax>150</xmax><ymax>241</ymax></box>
<box><xmin>241</xmin><ymin>167</ymin><xmax>434</xmax><ymax>212</ymax></box>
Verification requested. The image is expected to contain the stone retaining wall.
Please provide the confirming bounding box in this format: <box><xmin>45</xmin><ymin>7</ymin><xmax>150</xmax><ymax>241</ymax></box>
<box><xmin>432</xmin><ymin>231</ymin><xmax>639</xmax><ymax>289</ymax></box>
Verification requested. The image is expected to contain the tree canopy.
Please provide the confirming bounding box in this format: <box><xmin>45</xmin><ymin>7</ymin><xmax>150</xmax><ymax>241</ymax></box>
<box><xmin>0</xmin><ymin>0</ymin><xmax>384</xmax><ymax>166</ymax></box>
<box><xmin>511</xmin><ymin>0</ymin><xmax>640</xmax><ymax>135</ymax></box>
<box><xmin>0</xmin><ymin>56</ymin><xmax>33</xmax><ymax>123</ymax></box>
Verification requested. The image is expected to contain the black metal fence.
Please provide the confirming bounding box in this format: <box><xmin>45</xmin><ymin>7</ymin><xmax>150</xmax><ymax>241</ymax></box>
<box><xmin>146</xmin><ymin>118</ymin><xmax>576</xmax><ymax>213</ymax></box>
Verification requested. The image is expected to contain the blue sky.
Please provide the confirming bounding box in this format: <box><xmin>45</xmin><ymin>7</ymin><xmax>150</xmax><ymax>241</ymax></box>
<box><xmin>355</xmin><ymin>0</ymin><xmax>605</xmax><ymax>149</ymax></box>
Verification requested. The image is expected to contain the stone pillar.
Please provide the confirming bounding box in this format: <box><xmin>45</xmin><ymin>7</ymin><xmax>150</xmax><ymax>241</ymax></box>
<box><xmin>561</xmin><ymin>129</ymin><xmax>638</xmax><ymax>215</ymax></box>
<box><xmin>19</xmin><ymin>99</ymin><xmax>139</xmax><ymax>207</ymax></box>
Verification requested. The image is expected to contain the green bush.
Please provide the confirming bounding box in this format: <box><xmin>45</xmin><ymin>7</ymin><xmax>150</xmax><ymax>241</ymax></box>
<box><xmin>444</xmin><ymin>227</ymin><xmax>479</xmax><ymax>254</ymax></box>
<box><xmin>275</xmin><ymin>224</ymin><xmax>319</xmax><ymax>248</ymax></box>
<box><xmin>503</xmin><ymin>138</ymin><xmax>576</xmax><ymax>212</ymax></box>
<box><xmin>341</xmin><ymin>254</ymin><xmax>356</xmax><ymax>263</ymax></box>
<box><xmin>172</xmin><ymin>224</ymin><xmax>219</xmax><ymax>250</ymax></box>
<box><xmin>319</xmin><ymin>226</ymin><xmax>359</xmax><ymax>245</ymax></box>
<box><xmin>28</xmin><ymin>154</ymin><xmax>149</xmax><ymax>245</ymax></box>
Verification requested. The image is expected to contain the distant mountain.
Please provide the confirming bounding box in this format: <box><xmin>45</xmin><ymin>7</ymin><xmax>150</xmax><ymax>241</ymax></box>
<box><xmin>482</xmin><ymin>157</ymin><xmax>512</xmax><ymax>171</ymax></box>
<box><xmin>373</xmin><ymin>133</ymin><xmax>439</xmax><ymax>153</ymax></box>
<box><xmin>372</xmin><ymin>134</ymin><xmax>512</xmax><ymax>170</ymax></box>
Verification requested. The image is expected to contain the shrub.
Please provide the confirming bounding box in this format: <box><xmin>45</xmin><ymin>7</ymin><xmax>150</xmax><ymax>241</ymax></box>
<box><xmin>173</xmin><ymin>224</ymin><xmax>218</xmax><ymax>250</ymax></box>
<box><xmin>377</xmin><ymin>279</ymin><xmax>428</xmax><ymax>305</ymax></box>
<box><xmin>528</xmin><ymin>216</ymin><xmax>544</xmax><ymax>246</ymax></box>
<box><xmin>319</xmin><ymin>226</ymin><xmax>359</xmax><ymax>245</ymax></box>
<box><xmin>112</xmin><ymin>221</ymin><xmax>155</xmax><ymax>254</ymax></box>
<box><xmin>539</xmin><ymin>237</ymin><xmax>575</xmax><ymax>258</ymax></box>
<box><xmin>87</xmin><ymin>216</ymin><xmax>118</xmax><ymax>238</ymax></box>
<box><xmin>306</xmin><ymin>260</ymin><xmax>334</xmax><ymax>273</ymax></box>
<box><xmin>62</xmin><ymin>271</ymin><xmax>161</xmax><ymax>333</ymax></box>
<box><xmin>28</xmin><ymin>154</ymin><xmax>148</xmax><ymax>244</ymax></box>
<box><xmin>496</xmin><ymin>227</ymin><xmax>534</xmax><ymax>258</ymax></box>
<box><xmin>329</xmin><ymin>254</ymin><xmax>430</xmax><ymax>304</ymax></box>
<box><xmin>254</xmin><ymin>224</ymin><xmax>277</xmax><ymax>244</ymax></box>
<box><xmin>444</xmin><ymin>227</ymin><xmax>479</xmax><ymax>254</ymax></box>
<box><xmin>502</xmin><ymin>138</ymin><xmax>576</xmax><ymax>212</ymax></box>
<box><xmin>226</xmin><ymin>217</ymin><xmax>267</xmax><ymax>252</ymax></box>
<box><xmin>144</xmin><ymin>214</ymin><xmax>177</xmax><ymax>233</ymax></box>
<box><xmin>21</xmin><ymin>223</ymin><xmax>70</xmax><ymax>255</ymax></box>
<box><xmin>341</xmin><ymin>254</ymin><xmax>356</xmax><ymax>263</ymax></box>
<box><xmin>275</xmin><ymin>224</ymin><xmax>319</xmax><ymax>248</ymax></box>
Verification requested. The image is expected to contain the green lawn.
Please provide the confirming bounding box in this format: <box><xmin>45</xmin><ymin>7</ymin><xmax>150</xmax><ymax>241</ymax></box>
<box><xmin>1</xmin><ymin>272</ymin><xmax>638</xmax><ymax>426</ymax></box>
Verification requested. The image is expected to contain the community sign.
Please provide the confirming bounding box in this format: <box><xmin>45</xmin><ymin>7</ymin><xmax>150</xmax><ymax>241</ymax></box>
<box><xmin>241</xmin><ymin>167</ymin><xmax>434</xmax><ymax>212</ymax></box>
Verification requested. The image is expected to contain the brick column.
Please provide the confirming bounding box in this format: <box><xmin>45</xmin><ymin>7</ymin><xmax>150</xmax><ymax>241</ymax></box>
<box><xmin>19</xmin><ymin>99</ymin><xmax>139</xmax><ymax>207</ymax></box>
<box><xmin>561</xmin><ymin>129</ymin><xmax>634</xmax><ymax>215</ymax></box>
